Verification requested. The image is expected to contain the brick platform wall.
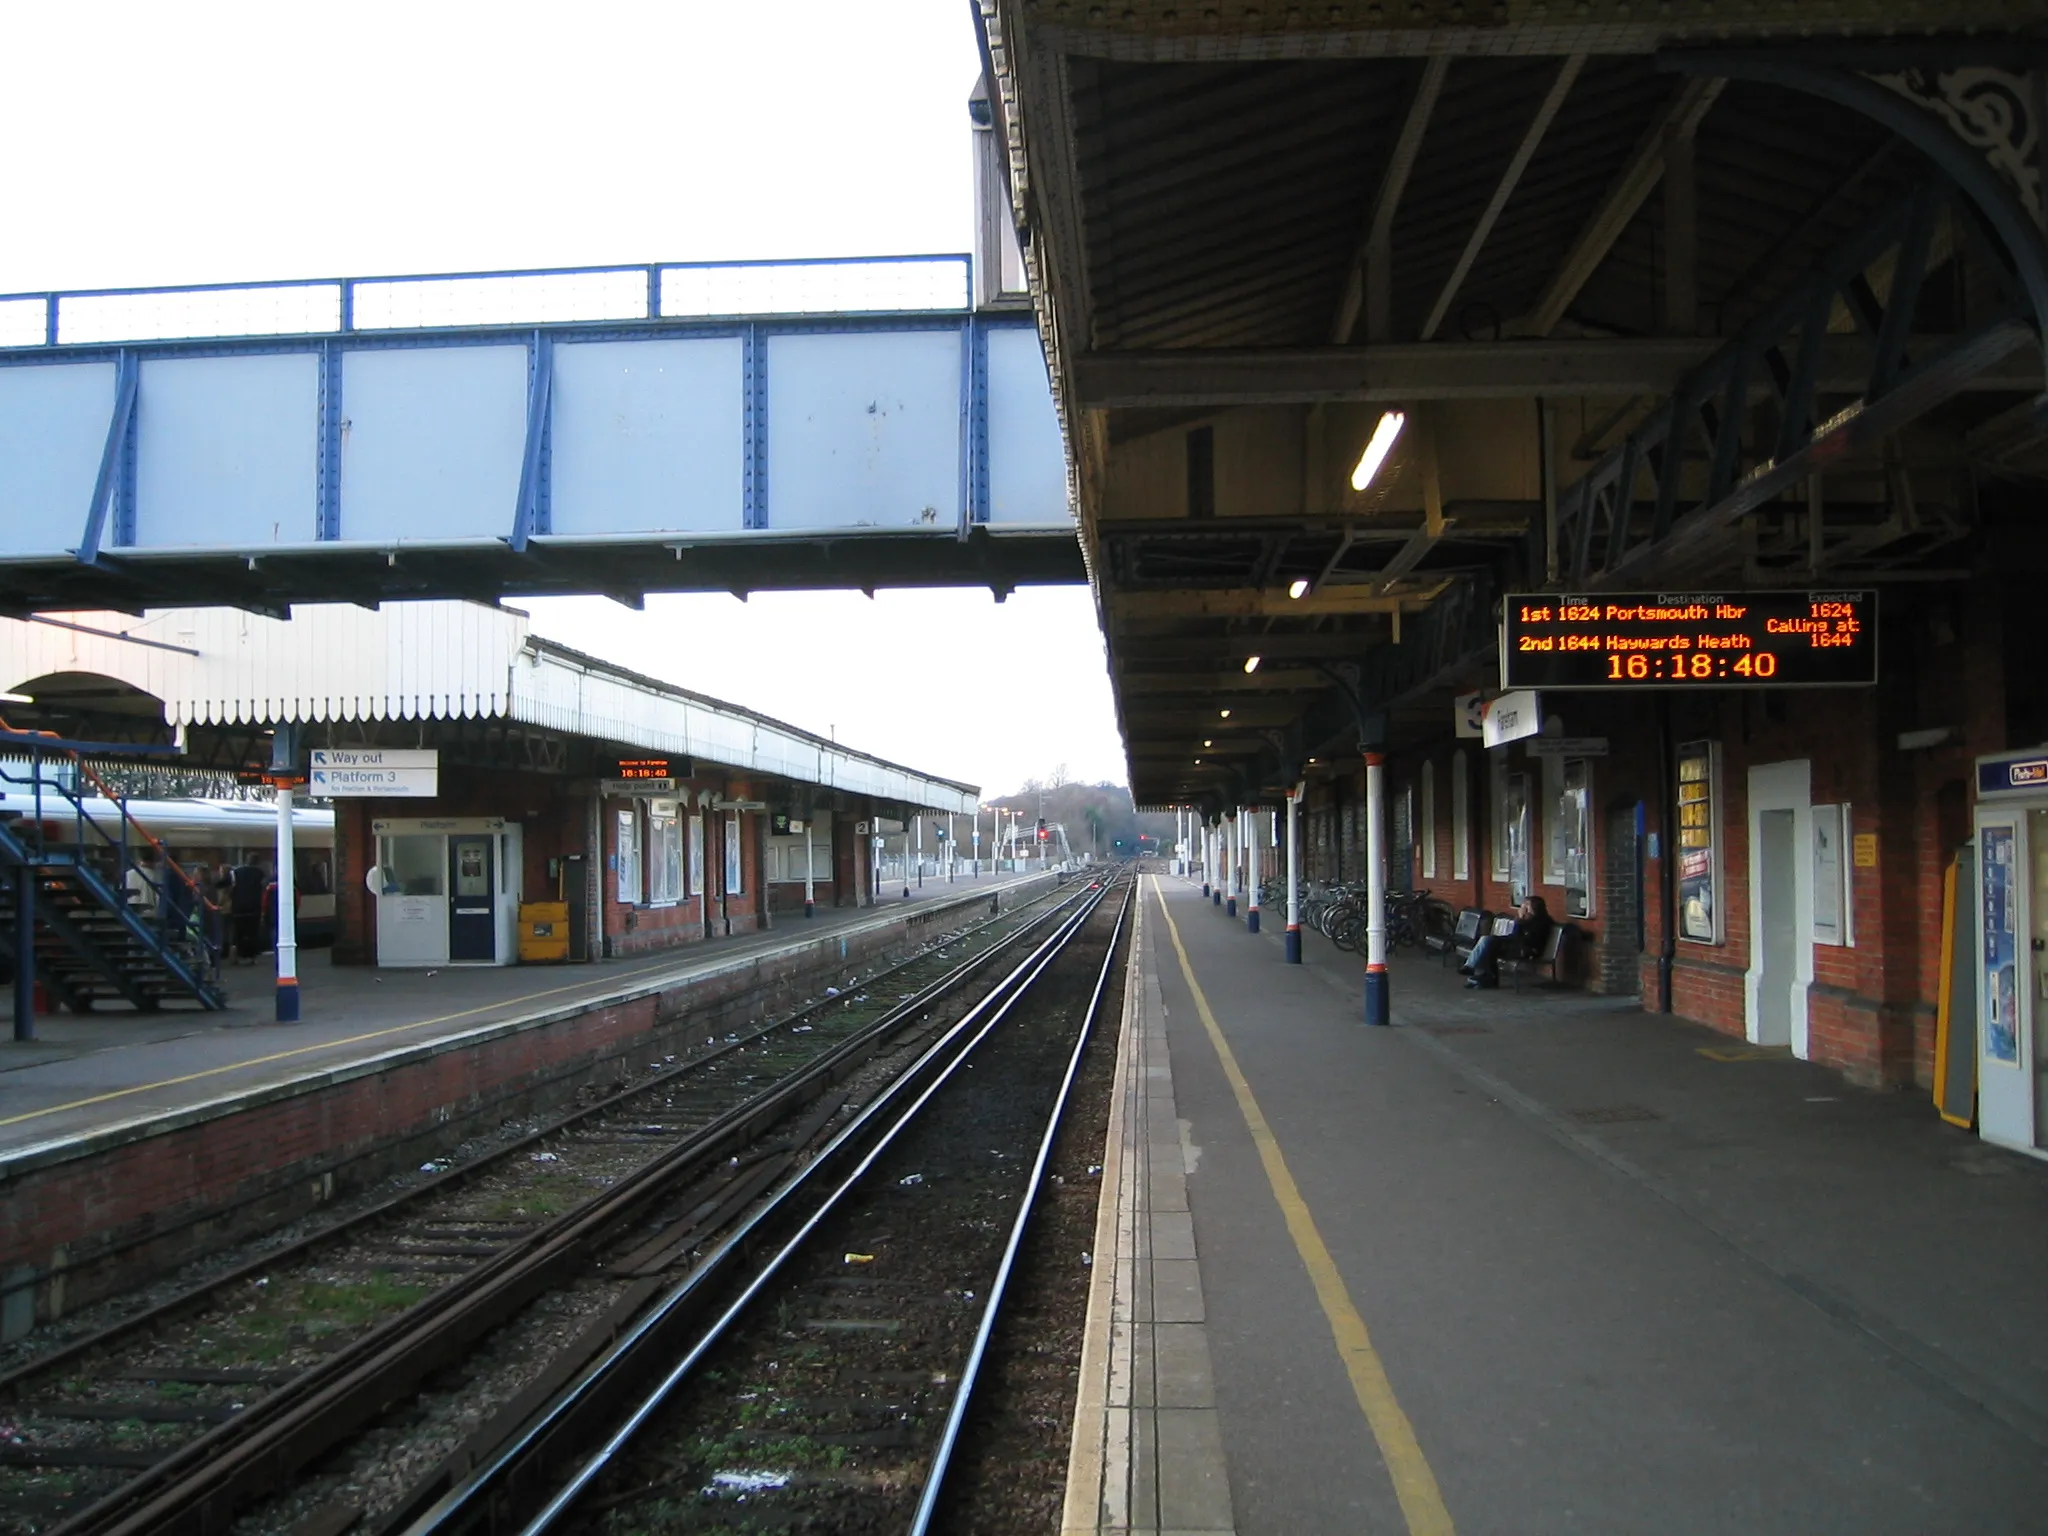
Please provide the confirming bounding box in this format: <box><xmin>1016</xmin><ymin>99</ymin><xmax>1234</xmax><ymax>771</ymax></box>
<box><xmin>0</xmin><ymin>873</ymin><xmax>1058</xmax><ymax>1335</ymax></box>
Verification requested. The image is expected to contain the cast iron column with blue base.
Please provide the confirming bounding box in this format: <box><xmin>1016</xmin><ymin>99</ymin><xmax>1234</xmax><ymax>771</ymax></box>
<box><xmin>1224</xmin><ymin>813</ymin><xmax>1237</xmax><ymax>916</ymax></box>
<box><xmin>1364</xmin><ymin>750</ymin><xmax>1389</xmax><ymax>1025</ymax></box>
<box><xmin>1210</xmin><ymin>822</ymin><xmax>1220</xmax><ymax>904</ymax></box>
<box><xmin>803</xmin><ymin>820</ymin><xmax>816</xmax><ymax>918</ymax></box>
<box><xmin>1246</xmin><ymin>802</ymin><xmax>1261</xmax><ymax>933</ymax></box>
<box><xmin>1284</xmin><ymin>783</ymin><xmax>1302</xmax><ymax>963</ymax></box>
<box><xmin>272</xmin><ymin>723</ymin><xmax>301</xmax><ymax>1023</ymax></box>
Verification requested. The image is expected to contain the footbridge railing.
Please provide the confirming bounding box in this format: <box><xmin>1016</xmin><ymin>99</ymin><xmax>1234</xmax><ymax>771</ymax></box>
<box><xmin>0</xmin><ymin>254</ymin><xmax>1079</xmax><ymax>615</ymax></box>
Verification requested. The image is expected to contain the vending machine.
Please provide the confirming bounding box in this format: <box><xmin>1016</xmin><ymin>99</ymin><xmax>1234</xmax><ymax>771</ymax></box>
<box><xmin>1973</xmin><ymin>749</ymin><xmax>2048</xmax><ymax>1157</ymax></box>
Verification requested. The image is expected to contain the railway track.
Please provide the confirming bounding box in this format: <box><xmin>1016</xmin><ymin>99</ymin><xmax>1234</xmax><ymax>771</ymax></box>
<box><xmin>387</xmin><ymin>869</ymin><xmax>1132</xmax><ymax>1536</ymax></box>
<box><xmin>0</xmin><ymin>878</ymin><xmax>1092</xmax><ymax>1536</ymax></box>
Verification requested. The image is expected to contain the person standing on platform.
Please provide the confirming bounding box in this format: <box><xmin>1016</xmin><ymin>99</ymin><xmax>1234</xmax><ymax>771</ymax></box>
<box><xmin>125</xmin><ymin>844</ymin><xmax>161</xmax><ymax>926</ymax></box>
<box><xmin>261</xmin><ymin>860</ymin><xmax>302</xmax><ymax>957</ymax></box>
<box><xmin>229</xmin><ymin>856</ymin><xmax>267</xmax><ymax>963</ymax></box>
<box><xmin>161</xmin><ymin>854</ymin><xmax>196</xmax><ymax>945</ymax></box>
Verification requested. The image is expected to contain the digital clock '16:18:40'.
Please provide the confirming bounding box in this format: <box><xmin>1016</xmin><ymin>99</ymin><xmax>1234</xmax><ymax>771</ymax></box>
<box><xmin>1501</xmin><ymin>591</ymin><xmax>1877</xmax><ymax>690</ymax></box>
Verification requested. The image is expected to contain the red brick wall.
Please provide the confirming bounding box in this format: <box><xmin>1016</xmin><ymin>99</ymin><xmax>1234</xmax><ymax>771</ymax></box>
<box><xmin>1339</xmin><ymin>582</ymin><xmax>2006</xmax><ymax>1093</ymax></box>
<box><xmin>602</xmin><ymin>786</ymin><xmax>771</xmax><ymax>957</ymax></box>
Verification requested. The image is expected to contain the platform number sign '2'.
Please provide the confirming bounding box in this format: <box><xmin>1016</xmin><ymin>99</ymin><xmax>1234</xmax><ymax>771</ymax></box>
<box><xmin>1501</xmin><ymin>592</ymin><xmax>1877</xmax><ymax>690</ymax></box>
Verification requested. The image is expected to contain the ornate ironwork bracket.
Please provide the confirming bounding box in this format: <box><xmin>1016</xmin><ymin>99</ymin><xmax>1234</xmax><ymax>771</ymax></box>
<box><xmin>1868</xmin><ymin>66</ymin><xmax>2041</xmax><ymax>231</ymax></box>
<box><xmin>1665</xmin><ymin>51</ymin><xmax>2048</xmax><ymax>344</ymax></box>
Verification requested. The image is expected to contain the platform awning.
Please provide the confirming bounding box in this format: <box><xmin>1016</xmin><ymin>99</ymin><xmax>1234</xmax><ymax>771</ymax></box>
<box><xmin>0</xmin><ymin>603</ymin><xmax>977</xmax><ymax>813</ymax></box>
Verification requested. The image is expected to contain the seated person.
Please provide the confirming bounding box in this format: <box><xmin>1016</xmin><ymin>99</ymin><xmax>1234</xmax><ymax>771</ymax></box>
<box><xmin>1460</xmin><ymin>896</ymin><xmax>1552</xmax><ymax>989</ymax></box>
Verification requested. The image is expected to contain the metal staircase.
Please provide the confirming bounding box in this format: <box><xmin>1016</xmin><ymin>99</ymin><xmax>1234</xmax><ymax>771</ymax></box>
<box><xmin>0</xmin><ymin>754</ymin><xmax>226</xmax><ymax>1014</ymax></box>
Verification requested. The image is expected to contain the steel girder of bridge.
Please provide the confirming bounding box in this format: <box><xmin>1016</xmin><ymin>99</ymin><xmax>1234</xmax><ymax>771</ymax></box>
<box><xmin>0</xmin><ymin>256</ymin><xmax>1084</xmax><ymax>615</ymax></box>
<box><xmin>977</xmin><ymin>3</ymin><xmax>2048</xmax><ymax>809</ymax></box>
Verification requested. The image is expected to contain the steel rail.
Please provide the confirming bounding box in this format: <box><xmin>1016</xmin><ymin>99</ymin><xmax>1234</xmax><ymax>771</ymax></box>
<box><xmin>2</xmin><ymin>880</ymin><xmax>1072</xmax><ymax>1399</ymax></box>
<box><xmin>910</xmin><ymin>880</ymin><xmax>1133</xmax><ymax>1532</ymax></box>
<box><xmin>46</xmin><ymin>883</ymin><xmax>1096</xmax><ymax>1536</ymax></box>
<box><xmin>396</xmin><ymin>874</ymin><xmax>1123</xmax><ymax>1536</ymax></box>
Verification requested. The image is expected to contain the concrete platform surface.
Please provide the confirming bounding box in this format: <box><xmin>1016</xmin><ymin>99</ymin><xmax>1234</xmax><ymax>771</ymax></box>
<box><xmin>0</xmin><ymin>870</ymin><xmax>1043</xmax><ymax>1164</ymax></box>
<box><xmin>1067</xmin><ymin>873</ymin><xmax>2048</xmax><ymax>1535</ymax></box>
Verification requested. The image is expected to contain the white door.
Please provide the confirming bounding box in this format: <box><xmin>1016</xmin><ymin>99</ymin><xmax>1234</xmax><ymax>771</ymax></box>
<box><xmin>1746</xmin><ymin>760</ymin><xmax>1814</xmax><ymax>1054</ymax></box>
<box><xmin>1975</xmin><ymin>810</ymin><xmax>2037</xmax><ymax>1152</ymax></box>
<box><xmin>1754</xmin><ymin>809</ymin><xmax>1797</xmax><ymax>1047</ymax></box>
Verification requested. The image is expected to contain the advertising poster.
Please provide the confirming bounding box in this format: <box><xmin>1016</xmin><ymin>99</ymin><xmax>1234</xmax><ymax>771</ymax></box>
<box><xmin>1982</xmin><ymin>824</ymin><xmax>2020</xmax><ymax>1067</ymax></box>
<box><xmin>1677</xmin><ymin>741</ymin><xmax>1719</xmax><ymax>943</ymax></box>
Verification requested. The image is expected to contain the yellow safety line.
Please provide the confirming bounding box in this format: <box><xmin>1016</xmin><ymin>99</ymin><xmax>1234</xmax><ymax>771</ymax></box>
<box><xmin>1151</xmin><ymin>875</ymin><xmax>1455</xmax><ymax>1536</ymax></box>
<box><xmin>0</xmin><ymin>953</ymin><xmax>711</xmax><ymax>1130</ymax></box>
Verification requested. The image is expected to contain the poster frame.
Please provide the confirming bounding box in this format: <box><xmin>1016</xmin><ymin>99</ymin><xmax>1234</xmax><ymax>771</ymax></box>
<box><xmin>1675</xmin><ymin>739</ymin><xmax>1723</xmax><ymax>946</ymax></box>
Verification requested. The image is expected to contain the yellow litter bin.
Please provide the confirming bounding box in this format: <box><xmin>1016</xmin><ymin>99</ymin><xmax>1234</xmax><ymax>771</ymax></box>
<box><xmin>518</xmin><ymin>901</ymin><xmax>571</xmax><ymax>964</ymax></box>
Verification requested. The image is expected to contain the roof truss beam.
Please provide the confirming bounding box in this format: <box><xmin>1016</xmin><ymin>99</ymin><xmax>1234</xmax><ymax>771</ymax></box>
<box><xmin>1333</xmin><ymin>56</ymin><xmax>1451</xmax><ymax>345</ymax></box>
<box><xmin>1421</xmin><ymin>53</ymin><xmax>1586</xmax><ymax>343</ymax></box>
<box><xmin>1520</xmin><ymin>73</ymin><xmax>1727</xmax><ymax>338</ymax></box>
<box><xmin>1109</xmin><ymin>587</ymin><xmax>1424</xmax><ymax>621</ymax></box>
<box><xmin>1073</xmin><ymin>334</ymin><xmax>2038</xmax><ymax>407</ymax></box>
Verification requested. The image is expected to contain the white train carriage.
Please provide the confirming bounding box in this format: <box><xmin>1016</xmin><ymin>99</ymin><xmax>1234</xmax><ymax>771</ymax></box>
<box><xmin>0</xmin><ymin>791</ymin><xmax>338</xmax><ymax>945</ymax></box>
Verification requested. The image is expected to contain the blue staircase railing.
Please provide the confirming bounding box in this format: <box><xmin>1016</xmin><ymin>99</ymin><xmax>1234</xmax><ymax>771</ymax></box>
<box><xmin>0</xmin><ymin>746</ymin><xmax>226</xmax><ymax>1015</ymax></box>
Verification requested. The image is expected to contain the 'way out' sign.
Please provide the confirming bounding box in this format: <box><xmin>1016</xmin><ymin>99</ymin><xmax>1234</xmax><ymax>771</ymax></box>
<box><xmin>310</xmin><ymin>748</ymin><xmax>439</xmax><ymax>798</ymax></box>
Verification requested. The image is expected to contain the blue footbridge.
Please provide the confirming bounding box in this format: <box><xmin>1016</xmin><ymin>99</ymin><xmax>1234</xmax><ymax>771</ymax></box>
<box><xmin>0</xmin><ymin>254</ymin><xmax>1081</xmax><ymax>615</ymax></box>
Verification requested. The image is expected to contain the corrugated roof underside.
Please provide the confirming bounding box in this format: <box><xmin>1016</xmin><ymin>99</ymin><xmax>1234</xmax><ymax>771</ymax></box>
<box><xmin>1072</xmin><ymin>58</ymin><xmax>1419</xmax><ymax>349</ymax></box>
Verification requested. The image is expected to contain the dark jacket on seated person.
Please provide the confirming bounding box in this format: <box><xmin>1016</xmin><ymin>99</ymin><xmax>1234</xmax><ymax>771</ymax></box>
<box><xmin>1462</xmin><ymin>897</ymin><xmax>1552</xmax><ymax>986</ymax></box>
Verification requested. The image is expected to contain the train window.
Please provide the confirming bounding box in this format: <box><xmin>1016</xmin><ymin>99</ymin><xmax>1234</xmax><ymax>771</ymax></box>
<box><xmin>296</xmin><ymin>849</ymin><xmax>332</xmax><ymax>896</ymax></box>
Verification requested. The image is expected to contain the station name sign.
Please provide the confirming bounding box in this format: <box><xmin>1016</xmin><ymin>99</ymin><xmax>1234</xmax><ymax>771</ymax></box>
<box><xmin>1502</xmin><ymin>591</ymin><xmax>1876</xmax><ymax>689</ymax></box>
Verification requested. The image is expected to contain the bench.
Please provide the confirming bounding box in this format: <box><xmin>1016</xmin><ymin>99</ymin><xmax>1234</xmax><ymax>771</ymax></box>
<box><xmin>1497</xmin><ymin>921</ymin><xmax>1573</xmax><ymax>990</ymax></box>
<box><xmin>1432</xmin><ymin>907</ymin><xmax>1488</xmax><ymax>969</ymax></box>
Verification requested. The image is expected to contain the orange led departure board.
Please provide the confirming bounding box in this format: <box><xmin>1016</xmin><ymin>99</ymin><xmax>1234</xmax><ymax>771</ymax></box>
<box><xmin>1502</xmin><ymin>591</ymin><xmax>1876</xmax><ymax>689</ymax></box>
<box><xmin>612</xmin><ymin>757</ymin><xmax>684</xmax><ymax>780</ymax></box>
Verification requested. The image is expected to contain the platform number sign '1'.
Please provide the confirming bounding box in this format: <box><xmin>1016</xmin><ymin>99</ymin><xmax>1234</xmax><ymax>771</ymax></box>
<box><xmin>1501</xmin><ymin>592</ymin><xmax>1877</xmax><ymax>690</ymax></box>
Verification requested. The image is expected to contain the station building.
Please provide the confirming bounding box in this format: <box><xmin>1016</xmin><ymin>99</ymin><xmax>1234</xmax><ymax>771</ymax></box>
<box><xmin>0</xmin><ymin>602</ymin><xmax>976</xmax><ymax>969</ymax></box>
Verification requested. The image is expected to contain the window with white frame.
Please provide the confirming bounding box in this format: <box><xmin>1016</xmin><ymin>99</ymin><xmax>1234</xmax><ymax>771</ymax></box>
<box><xmin>647</xmin><ymin>799</ymin><xmax>682</xmax><ymax>906</ymax></box>
<box><xmin>1542</xmin><ymin>753</ymin><xmax>1568</xmax><ymax>885</ymax></box>
<box><xmin>1559</xmin><ymin>758</ymin><xmax>1594</xmax><ymax>918</ymax></box>
<box><xmin>615</xmin><ymin>806</ymin><xmax>641</xmax><ymax>905</ymax></box>
<box><xmin>1489</xmin><ymin>750</ymin><xmax>1511</xmax><ymax>879</ymax></box>
<box><xmin>687</xmin><ymin>812</ymin><xmax>705</xmax><ymax>898</ymax></box>
<box><xmin>1420</xmin><ymin>762</ymin><xmax>1437</xmax><ymax>880</ymax></box>
<box><xmin>725</xmin><ymin>812</ymin><xmax>744</xmax><ymax>894</ymax></box>
<box><xmin>1451</xmin><ymin>749</ymin><xmax>1470</xmax><ymax>880</ymax></box>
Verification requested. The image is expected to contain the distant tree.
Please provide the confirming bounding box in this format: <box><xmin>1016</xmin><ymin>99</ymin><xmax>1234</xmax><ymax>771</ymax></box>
<box><xmin>986</xmin><ymin>779</ymin><xmax>1177</xmax><ymax>858</ymax></box>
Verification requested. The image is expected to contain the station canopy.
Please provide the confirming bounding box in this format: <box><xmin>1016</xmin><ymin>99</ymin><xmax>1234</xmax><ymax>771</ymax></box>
<box><xmin>977</xmin><ymin>1</ymin><xmax>2048</xmax><ymax>807</ymax></box>
<box><xmin>0</xmin><ymin>603</ymin><xmax>977</xmax><ymax>815</ymax></box>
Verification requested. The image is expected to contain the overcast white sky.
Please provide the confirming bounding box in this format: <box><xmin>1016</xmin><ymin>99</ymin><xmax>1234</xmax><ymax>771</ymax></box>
<box><xmin>0</xmin><ymin>0</ymin><xmax>1124</xmax><ymax>797</ymax></box>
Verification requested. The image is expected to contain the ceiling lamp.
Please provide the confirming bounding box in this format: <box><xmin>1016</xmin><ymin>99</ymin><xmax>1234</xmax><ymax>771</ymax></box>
<box><xmin>1288</xmin><ymin>579</ymin><xmax>1310</xmax><ymax>600</ymax></box>
<box><xmin>1243</xmin><ymin>654</ymin><xmax>1261</xmax><ymax>674</ymax></box>
<box><xmin>1204</xmin><ymin>739</ymin><xmax>1213</xmax><ymax>747</ymax></box>
<box><xmin>1219</xmin><ymin>708</ymin><xmax>1231</xmax><ymax>718</ymax></box>
<box><xmin>1350</xmin><ymin>409</ymin><xmax>1407</xmax><ymax>492</ymax></box>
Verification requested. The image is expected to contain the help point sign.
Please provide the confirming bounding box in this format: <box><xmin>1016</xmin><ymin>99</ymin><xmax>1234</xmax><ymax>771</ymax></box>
<box><xmin>310</xmin><ymin>748</ymin><xmax>439</xmax><ymax>798</ymax></box>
